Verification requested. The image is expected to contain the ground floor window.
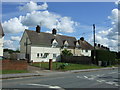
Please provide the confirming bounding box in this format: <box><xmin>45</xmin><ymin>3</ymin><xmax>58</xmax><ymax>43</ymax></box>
<box><xmin>85</xmin><ymin>50</ymin><xmax>88</xmax><ymax>52</ymax></box>
<box><xmin>37</xmin><ymin>53</ymin><xmax>39</xmax><ymax>58</ymax></box>
<box><xmin>53</xmin><ymin>54</ymin><xmax>57</xmax><ymax>58</ymax></box>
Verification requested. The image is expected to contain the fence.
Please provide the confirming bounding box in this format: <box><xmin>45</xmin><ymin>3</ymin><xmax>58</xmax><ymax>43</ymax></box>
<box><xmin>61</xmin><ymin>56</ymin><xmax>92</xmax><ymax>64</ymax></box>
<box><xmin>0</xmin><ymin>60</ymin><xmax>28</xmax><ymax>70</ymax></box>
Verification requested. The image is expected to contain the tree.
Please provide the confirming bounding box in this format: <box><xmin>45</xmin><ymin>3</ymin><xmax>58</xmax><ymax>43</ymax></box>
<box><xmin>62</xmin><ymin>49</ymin><xmax>73</xmax><ymax>56</ymax></box>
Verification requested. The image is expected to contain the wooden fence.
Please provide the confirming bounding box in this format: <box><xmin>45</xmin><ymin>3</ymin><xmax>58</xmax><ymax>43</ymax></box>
<box><xmin>61</xmin><ymin>56</ymin><xmax>92</xmax><ymax>64</ymax></box>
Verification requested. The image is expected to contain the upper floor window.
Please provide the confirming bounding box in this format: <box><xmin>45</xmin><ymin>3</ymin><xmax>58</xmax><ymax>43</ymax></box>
<box><xmin>52</xmin><ymin>39</ymin><xmax>58</xmax><ymax>48</ymax></box>
<box><xmin>76</xmin><ymin>41</ymin><xmax>80</xmax><ymax>48</ymax></box>
<box><xmin>63</xmin><ymin>40</ymin><xmax>69</xmax><ymax>48</ymax></box>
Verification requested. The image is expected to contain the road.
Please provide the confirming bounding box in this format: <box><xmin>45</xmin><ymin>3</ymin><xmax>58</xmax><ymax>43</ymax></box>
<box><xmin>2</xmin><ymin>69</ymin><xmax>119</xmax><ymax>89</ymax></box>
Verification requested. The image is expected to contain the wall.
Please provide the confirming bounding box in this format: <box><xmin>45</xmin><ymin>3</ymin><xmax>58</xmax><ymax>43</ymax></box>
<box><xmin>0</xmin><ymin>36</ymin><xmax>4</xmax><ymax>56</ymax></box>
<box><xmin>61</xmin><ymin>56</ymin><xmax>92</xmax><ymax>64</ymax></box>
<box><xmin>31</xmin><ymin>46</ymin><xmax>61</xmax><ymax>62</ymax></box>
<box><xmin>0</xmin><ymin>60</ymin><xmax>28</xmax><ymax>70</ymax></box>
<box><xmin>80</xmin><ymin>50</ymin><xmax>91</xmax><ymax>57</ymax></box>
<box><xmin>20</xmin><ymin>31</ymin><xmax>31</xmax><ymax>54</ymax></box>
<box><xmin>20</xmin><ymin>31</ymin><xmax>31</xmax><ymax>59</ymax></box>
<box><xmin>74</xmin><ymin>48</ymin><xmax>82</xmax><ymax>56</ymax></box>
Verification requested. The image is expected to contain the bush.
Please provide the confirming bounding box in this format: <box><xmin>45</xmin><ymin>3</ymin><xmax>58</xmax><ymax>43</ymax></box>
<box><xmin>91</xmin><ymin>50</ymin><xmax>116</xmax><ymax>65</ymax></box>
<box><xmin>62</xmin><ymin>49</ymin><xmax>73</xmax><ymax>56</ymax></box>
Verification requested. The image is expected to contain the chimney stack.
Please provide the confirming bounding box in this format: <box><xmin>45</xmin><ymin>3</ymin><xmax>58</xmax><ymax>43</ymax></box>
<box><xmin>52</xmin><ymin>28</ymin><xmax>57</xmax><ymax>35</ymax></box>
<box><xmin>80</xmin><ymin>37</ymin><xmax>84</xmax><ymax>41</ymax></box>
<box><xmin>36</xmin><ymin>25</ymin><xmax>41</xmax><ymax>33</ymax></box>
<box><xmin>95</xmin><ymin>43</ymin><xmax>97</xmax><ymax>46</ymax></box>
<box><xmin>98</xmin><ymin>44</ymin><xmax>101</xmax><ymax>47</ymax></box>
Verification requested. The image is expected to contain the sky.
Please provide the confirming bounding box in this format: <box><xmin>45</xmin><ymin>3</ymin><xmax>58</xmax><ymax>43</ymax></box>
<box><xmin>1</xmin><ymin>0</ymin><xmax>119</xmax><ymax>52</ymax></box>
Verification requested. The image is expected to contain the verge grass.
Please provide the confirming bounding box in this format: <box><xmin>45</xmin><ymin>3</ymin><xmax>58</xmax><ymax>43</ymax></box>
<box><xmin>32</xmin><ymin>62</ymin><xmax>103</xmax><ymax>71</ymax></box>
<box><xmin>0</xmin><ymin>70</ymin><xmax>29</xmax><ymax>74</ymax></box>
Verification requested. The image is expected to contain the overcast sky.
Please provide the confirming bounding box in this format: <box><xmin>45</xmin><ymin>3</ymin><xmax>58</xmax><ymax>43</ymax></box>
<box><xmin>1</xmin><ymin>0</ymin><xmax>119</xmax><ymax>51</ymax></box>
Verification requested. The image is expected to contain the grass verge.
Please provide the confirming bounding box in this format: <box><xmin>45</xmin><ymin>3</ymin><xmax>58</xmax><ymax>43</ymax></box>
<box><xmin>0</xmin><ymin>70</ymin><xmax>29</xmax><ymax>74</ymax></box>
<box><xmin>31</xmin><ymin>62</ymin><xmax>103</xmax><ymax>71</ymax></box>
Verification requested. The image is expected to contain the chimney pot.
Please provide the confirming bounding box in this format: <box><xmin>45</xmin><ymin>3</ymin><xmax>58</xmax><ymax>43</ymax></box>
<box><xmin>98</xmin><ymin>44</ymin><xmax>100</xmax><ymax>47</ymax></box>
<box><xmin>36</xmin><ymin>25</ymin><xmax>40</xmax><ymax>33</ymax></box>
<box><xmin>52</xmin><ymin>28</ymin><xmax>57</xmax><ymax>35</ymax></box>
<box><xmin>95</xmin><ymin>43</ymin><xmax>97</xmax><ymax>46</ymax></box>
<box><xmin>80</xmin><ymin>37</ymin><xmax>84</xmax><ymax>41</ymax></box>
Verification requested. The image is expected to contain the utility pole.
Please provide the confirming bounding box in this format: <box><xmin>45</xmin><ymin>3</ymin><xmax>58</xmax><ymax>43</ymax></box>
<box><xmin>93</xmin><ymin>24</ymin><xmax>95</xmax><ymax>50</ymax></box>
<box><xmin>93</xmin><ymin>24</ymin><xmax>96</xmax><ymax>64</ymax></box>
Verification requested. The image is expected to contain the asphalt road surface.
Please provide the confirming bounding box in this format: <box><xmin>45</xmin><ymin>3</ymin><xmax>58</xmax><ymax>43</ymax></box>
<box><xmin>2</xmin><ymin>69</ymin><xmax>119</xmax><ymax>89</ymax></box>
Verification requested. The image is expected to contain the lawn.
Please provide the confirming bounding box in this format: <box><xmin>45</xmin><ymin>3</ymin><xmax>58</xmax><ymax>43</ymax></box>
<box><xmin>0</xmin><ymin>70</ymin><xmax>29</xmax><ymax>74</ymax></box>
<box><xmin>31</xmin><ymin>62</ymin><xmax>103</xmax><ymax>71</ymax></box>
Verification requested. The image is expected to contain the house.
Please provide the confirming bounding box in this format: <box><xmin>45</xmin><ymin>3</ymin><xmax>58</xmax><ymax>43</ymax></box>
<box><xmin>0</xmin><ymin>23</ymin><xmax>4</xmax><ymax>57</ymax></box>
<box><xmin>20</xmin><ymin>25</ymin><xmax>76</xmax><ymax>62</ymax></box>
<box><xmin>95</xmin><ymin>43</ymin><xmax>110</xmax><ymax>51</ymax></box>
<box><xmin>75</xmin><ymin>37</ymin><xmax>94</xmax><ymax>57</ymax></box>
<box><xmin>20</xmin><ymin>25</ymin><xmax>94</xmax><ymax>62</ymax></box>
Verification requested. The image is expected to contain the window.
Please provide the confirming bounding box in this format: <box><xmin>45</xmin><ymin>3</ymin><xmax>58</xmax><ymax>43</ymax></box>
<box><xmin>52</xmin><ymin>39</ymin><xmax>58</xmax><ymax>48</ymax></box>
<box><xmin>37</xmin><ymin>53</ymin><xmax>39</xmax><ymax>57</ymax></box>
<box><xmin>43</xmin><ymin>53</ymin><xmax>49</xmax><ymax>58</ymax></box>
<box><xmin>41</xmin><ymin>53</ymin><xmax>43</xmax><ymax>57</ymax></box>
<box><xmin>52</xmin><ymin>42</ymin><xmax>58</xmax><ymax>48</ymax></box>
<box><xmin>63</xmin><ymin>40</ymin><xmax>69</xmax><ymax>48</ymax></box>
<box><xmin>53</xmin><ymin>54</ymin><xmax>57</xmax><ymax>58</ymax></box>
<box><xmin>85</xmin><ymin>50</ymin><xmax>88</xmax><ymax>52</ymax></box>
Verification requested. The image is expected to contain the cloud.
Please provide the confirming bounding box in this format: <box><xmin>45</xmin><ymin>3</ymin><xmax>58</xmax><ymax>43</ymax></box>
<box><xmin>19</xmin><ymin>10</ymin><xmax>77</xmax><ymax>33</ymax></box>
<box><xmin>2</xmin><ymin>17</ymin><xmax>28</xmax><ymax>34</ymax></box>
<box><xmin>19</xmin><ymin>1</ymin><xmax>48</xmax><ymax>12</ymax></box>
<box><xmin>46</xmin><ymin>30</ymin><xmax>63</xmax><ymax>35</ymax></box>
<box><xmin>89</xmin><ymin>8</ymin><xmax>119</xmax><ymax>51</ymax></box>
<box><xmin>11</xmin><ymin>36</ymin><xmax>21</xmax><ymax>41</ymax></box>
<box><xmin>3</xmin><ymin>40</ymin><xmax>15</xmax><ymax>50</ymax></box>
<box><xmin>115</xmin><ymin>0</ymin><xmax>120</xmax><ymax>5</ymax></box>
<box><xmin>3</xmin><ymin>2</ymin><xmax>78</xmax><ymax>34</ymax></box>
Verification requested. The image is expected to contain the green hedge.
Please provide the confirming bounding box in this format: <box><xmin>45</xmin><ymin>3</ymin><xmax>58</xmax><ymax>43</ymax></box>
<box><xmin>91</xmin><ymin>50</ymin><xmax>116</xmax><ymax>65</ymax></box>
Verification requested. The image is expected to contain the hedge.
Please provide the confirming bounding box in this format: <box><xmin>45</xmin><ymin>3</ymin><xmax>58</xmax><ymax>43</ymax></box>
<box><xmin>91</xmin><ymin>50</ymin><xmax>116</xmax><ymax>65</ymax></box>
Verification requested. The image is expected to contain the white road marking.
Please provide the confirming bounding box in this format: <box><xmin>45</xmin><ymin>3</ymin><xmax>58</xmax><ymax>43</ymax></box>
<box><xmin>96</xmin><ymin>80</ymin><xmax>106</xmax><ymax>83</ymax></box>
<box><xmin>84</xmin><ymin>76</ymin><xmax>88</xmax><ymax>79</ymax></box>
<box><xmin>108</xmin><ymin>72</ymin><xmax>117</xmax><ymax>74</ymax></box>
<box><xmin>26</xmin><ymin>83</ymin><xmax>64</xmax><ymax>89</ymax></box>
<box><xmin>105</xmin><ymin>81</ymin><xmax>116</xmax><ymax>85</ymax></box>
<box><xmin>76</xmin><ymin>76</ymin><xmax>82</xmax><ymax>78</ymax></box>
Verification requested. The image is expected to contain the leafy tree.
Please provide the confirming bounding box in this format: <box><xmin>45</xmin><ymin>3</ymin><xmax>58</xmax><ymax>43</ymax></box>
<box><xmin>62</xmin><ymin>49</ymin><xmax>73</xmax><ymax>56</ymax></box>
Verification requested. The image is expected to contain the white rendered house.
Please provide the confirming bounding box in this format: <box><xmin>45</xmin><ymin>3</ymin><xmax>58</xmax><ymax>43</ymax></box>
<box><xmin>20</xmin><ymin>25</ymin><xmax>77</xmax><ymax>62</ymax></box>
<box><xmin>74</xmin><ymin>37</ymin><xmax>94</xmax><ymax>57</ymax></box>
<box><xmin>0</xmin><ymin>23</ymin><xmax>4</xmax><ymax>57</ymax></box>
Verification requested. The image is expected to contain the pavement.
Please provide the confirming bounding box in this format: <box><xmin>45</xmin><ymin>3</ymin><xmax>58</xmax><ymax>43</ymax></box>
<box><xmin>0</xmin><ymin>67</ymin><xmax>118</xmax><ymax>79</ymax></box>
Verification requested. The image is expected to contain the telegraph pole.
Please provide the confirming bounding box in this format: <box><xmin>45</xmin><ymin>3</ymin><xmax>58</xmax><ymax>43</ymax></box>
<box><xmin>93</xmin><ymin>24</ymin><xmax>95</xmax><ymax>50</ymax></box>
<box><xmin>93</xmin><ymin>24</ymin><xmax>96</xmax><ymax>64</ymax></box>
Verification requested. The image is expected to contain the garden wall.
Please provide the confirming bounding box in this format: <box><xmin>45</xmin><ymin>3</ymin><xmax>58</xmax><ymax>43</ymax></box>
<box><xmin>0</xmin><ymin>60</ymin><xmax>28</xmax><ymax>70</ymax></box>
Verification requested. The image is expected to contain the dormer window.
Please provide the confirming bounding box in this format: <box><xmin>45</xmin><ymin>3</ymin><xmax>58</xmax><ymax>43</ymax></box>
<box><xmin>76</xmin><ymin>41</ymin><xmax>80</xmax><ymax>48</ymax></box>
<box><xmin>63</xmin><ymin>40</ymin><xmax>69</xmax><ymax>48</ymax></box>
<box><xmin>52</xmin><ymin>39</ymin><xmax>58</xmax><ymax>48</ymax></box>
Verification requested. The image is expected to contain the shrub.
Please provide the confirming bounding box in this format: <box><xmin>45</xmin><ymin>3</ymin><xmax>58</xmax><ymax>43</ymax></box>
<box><xmin>62</xmin><ymin>49</ymin><xmax>73</xmax><ymax>56</ymax></box>
<box><xmin>91</xmin><ymin>50</ymin><xmax>116</xmax><ymax>65</ymax></box>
